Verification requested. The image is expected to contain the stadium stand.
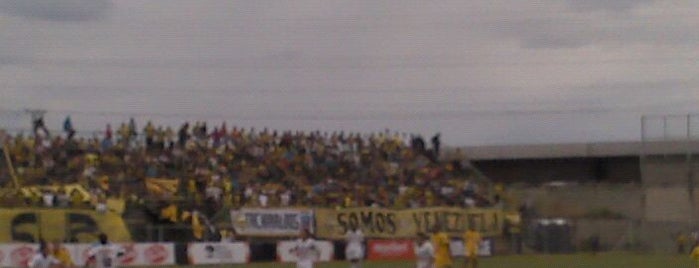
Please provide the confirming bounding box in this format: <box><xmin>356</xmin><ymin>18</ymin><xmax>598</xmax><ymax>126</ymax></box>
<box><xmin>0</xmin><ymin>119</ymin><xmax>496</xmax><ymax>242</ymax></box>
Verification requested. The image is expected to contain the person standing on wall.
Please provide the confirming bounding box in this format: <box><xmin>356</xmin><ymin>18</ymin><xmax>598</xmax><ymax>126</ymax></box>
<box><xmin>63</xmin><ymin>116</ymin><xmax>76</xmax><ymax>140</ymax></box>
<box><xmin>431</xmin><ymin>133</ymin><xmax>441</xmax><ymax>158</ymax></box>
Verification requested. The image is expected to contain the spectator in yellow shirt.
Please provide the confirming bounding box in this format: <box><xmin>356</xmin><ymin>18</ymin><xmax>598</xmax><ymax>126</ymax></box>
<box><xmin>70</xmin><ymin>190</ymin><xmax>84</xmax><ymax>207</ymax></box>
<box><xmin>431</xmin><ymin>226</ymin><xmax>452</xmax><ymax>268</ymax></box>
<box><xmin>463</xmin><ymin>226</ymin><xmax>482</xmax><ymax>268</ymax></box>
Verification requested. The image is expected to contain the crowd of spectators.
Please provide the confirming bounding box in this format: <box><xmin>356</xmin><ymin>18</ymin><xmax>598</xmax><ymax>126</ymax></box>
<box><xmin>0</xmin><ymin>117</ymin><xmax>495</xmax><ymax>218</ymax></box>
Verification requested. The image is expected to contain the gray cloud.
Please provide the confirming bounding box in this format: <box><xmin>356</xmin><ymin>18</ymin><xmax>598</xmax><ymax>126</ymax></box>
<box><xmin>489</xmin><ymin>16</ymin><xmax>602</xmax><ymax>49</ymax></box>
<box><xmin>0</xmin><ymin>0</ymin><xmax>112</xmax><ymax>22</ymax></box>
<box><xmin>566</xmin><ymin>0</ymin><xmax>654</xmax><ymax>12</ymax></box>
<box><xmin>0</xmin><ymin>0</ymin><xmax>698</xmax><ymax>145</ymax></box>
<box><xmin>0</xmin><ymin>56</ymin><xmax>25</xmax><ymax>66</ymax></box>
<box><xmin>493</xmin><ymin>13</ymin><xmax>699</xmax><ymax>49</ymax></box>
<box><xmin>510</xmin><ymin>19</ymin><xmax>595</xmax><ymax>49</ymax></box>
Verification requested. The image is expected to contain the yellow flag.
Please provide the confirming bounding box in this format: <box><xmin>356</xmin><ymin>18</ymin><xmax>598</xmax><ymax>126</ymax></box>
<box><xmin>160</xmin><ymin>204</ymin><xmax>178</xmax><ymax>223</ymax></box>
<box><xmin>191</xmin><ymin>213</ymin><xmax>203</xmax><ymax>240</ymax></box>
<box><xmin>145</xmin><ymin>178</ymin><xmax>180</xmax><ymax>197</ymax></box>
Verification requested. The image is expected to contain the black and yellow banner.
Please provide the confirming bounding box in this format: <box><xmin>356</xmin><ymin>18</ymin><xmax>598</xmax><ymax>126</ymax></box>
<box><xmin>315</xmin><ymin>207</ymin><xmax>503</xmax><ymax>239</ymax></box>
<box><xmin>408</xmin><ymin>207</ymin><xmax>504</xmax><ymax>237</ymax></box>
<box><xmin>18</xmin><ymin>184</ymin><xmax>91</xmax><ymax>202</ymax></box>
<box><xmin>0</xmin><ymin>209</ymin><xmax>131</xmax><ymax>243</ymax></box>
<box><xmin>315</xmin><ymin>208</ymin><xmax>402</xmax><ymax>239</ymax></box>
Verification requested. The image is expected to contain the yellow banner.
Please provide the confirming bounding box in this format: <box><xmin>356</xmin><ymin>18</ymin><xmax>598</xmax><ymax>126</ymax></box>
<box><xmin>18</xmin><ymin>184</ymin><xmax>92</xmax><ymax>202</ymax></box>
<box><xmin>315</xmin><ymin>208</ymin><xmax>403</xmax><ymax>239</ymax></box>
<box><xmin>406</xmin><ymin>207</ymin><xmax>504</xmax><ymax>237</ymax></box>
<box><xmin>315</xmin><ymin>207</ymin><xmax>503</xmax><ymax>239</ymax></box>
<box><xmin>0</xmin><ymin>209</ymin><xmax>131</xmax><ymax>243</ymax></box>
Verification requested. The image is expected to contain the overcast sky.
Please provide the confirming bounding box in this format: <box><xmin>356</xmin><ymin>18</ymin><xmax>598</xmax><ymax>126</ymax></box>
<box><xmin>1</xmin><ymin>0</ymin><xmax>698</xmax><ymax>146</ymax></box>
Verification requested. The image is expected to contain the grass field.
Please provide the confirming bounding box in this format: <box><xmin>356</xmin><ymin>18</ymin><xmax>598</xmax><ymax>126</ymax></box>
<box><xmin>142</xmin><ymin>253</ymin><xmax>695</xmax><ymax>268</ymax></box>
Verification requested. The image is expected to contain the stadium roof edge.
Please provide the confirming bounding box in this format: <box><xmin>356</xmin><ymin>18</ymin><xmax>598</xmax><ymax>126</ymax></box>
<box><xmin>447</xmin><ymin>140</ymin><xmax>699</xmax><ymax>160</ymax></box>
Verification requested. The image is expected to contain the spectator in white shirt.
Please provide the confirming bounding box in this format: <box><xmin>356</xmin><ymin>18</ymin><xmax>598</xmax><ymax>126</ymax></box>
<box><xmin>56</xmin><ymin>189</ymin><xmax>70</xmax><ymax>208</ymax></box>
<box><xmin>280</xmin><ymin>190</ymin><xmax>292</xmax><ymax>207</ymax></box>
<box><xmin>259</xmin><ymin>191</ymin><xmax>269</xmax><ymax>207</ymax></box>
<box><xmin>95</xmin><ymin>196</ymin><xmax>108</xmax><ymax>213</ymax></box>
<box><xmin>42</xmin><ymin>190</ymin><xmax>55</xmax><ymax>207</ymax></box>
<box><xmin>464</xmin><ymin>197</ymin><xmax>476</xmax><ymax>208</ymax></box>
<box><xmin>205</xmin><ymin>183</ymin><xmax>222</xmax><ymax>202</ymax></box>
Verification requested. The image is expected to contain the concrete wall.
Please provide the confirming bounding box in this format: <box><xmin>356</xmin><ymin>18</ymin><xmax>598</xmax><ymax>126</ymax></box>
<box><xmin>509</xmin><ymin>185</ymin><xmax>699</xmax><ymax>252</ymax></box>
<box><xmin>639</xmin><ymin>221</ymin><xmax>697</xmax><ymax>253</ymax></box>
<box><xmin>573</xmin><ymin>219</ymin><xmax>631</xmax><ymax>250</ymax></box>
<box><xmin>645</xmin><ymin>187</ymin><xmax>693</xmax><ymax>221</ymax></box>
<box><xmin>447</xmin><ymin>140</ymin><xmax>699</xmax><ymax>252</ymax></box>
<box><xmin>576</xmin><ymin>220</ymin><xmax>697</xmax><ymax>253</ymax></box>
<box><xmin>509</xmin><ymin>185</ymin><xmax>643</xmax><ymax>219</ymax></box>
<box><xmin>451</xmin><ymin>140</ymin><xmax>699</xmax><ymax>160</ymax></box>
<box><xmin>474</xmin><ymin>157</ymin><xmax>640</xmax><ymax>184</ymax></box>
<box><xmin>641</xmin><ymin>156</ymin><xmax>692</xmax><ymax>186</ymax></box>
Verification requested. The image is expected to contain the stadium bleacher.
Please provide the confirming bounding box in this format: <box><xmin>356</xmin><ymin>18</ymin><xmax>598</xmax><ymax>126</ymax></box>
<box><xmin>0</xmin><ymin>119</ymin><xmax>496</xmax><ymax>241</ymax></box>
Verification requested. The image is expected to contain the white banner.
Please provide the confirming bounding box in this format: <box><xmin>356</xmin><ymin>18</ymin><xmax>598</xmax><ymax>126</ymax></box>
<box><xmin>277</xmin><ymin>240</ymin><xmax>334</xmax><ymax>262</ymax></box>
<box><xmin>187</xmin><ymin>242</ymin><xmax>250</xmax><ymax>264</ymax></box>
<box><xmin>116</xmin><ymin>243</ymin><xmax>175</xmax><ymax>266</ymax></box>
<box><xmin>449</xmin><ymin>239</ymin><xmax>493</xmax><ymax>257</ymax></box>
<box><xmin>0</xmin><ymin>243</ymin><xmax>175</xmax><ymax>267</ymax></box>
<box><xmin>230</xmin><ymin>208</ymin><xmax>314</xmax><ymax>237</ymax></box>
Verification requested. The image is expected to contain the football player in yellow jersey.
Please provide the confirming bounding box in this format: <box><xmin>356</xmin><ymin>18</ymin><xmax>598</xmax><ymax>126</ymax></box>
<box><xmin>691</xmin><ymin>242</ymin><xmax>699</xmax><ymax>268</ymax></box>
<box><xmin>431</xmin><ymin>226</ymin><xmax>452</xmax><ymax>268</ymax></box>
<box><xmin>463</xmin><ymin>226</ymin><xmax>482</xmax><ymax>268</ymax></box>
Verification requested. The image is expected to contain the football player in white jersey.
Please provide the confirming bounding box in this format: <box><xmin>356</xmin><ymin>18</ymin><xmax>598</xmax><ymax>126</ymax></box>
<box><xmin>345</xmin><ymin>226</ymin><xmax>365</xmax><ymax>268</ymax></box>
<box><xmin>290</xmin><ymin>229</ymin><xmax>319</xmax><ymax>268</ymax></box>
<box><xmin>29</xmin><ymin>241</ymin><xmax>62</xmax><ymax>268</ymax></box>
<box><xmin>86</xmin><ymin>233</ymin><xmax>125</xmax><ymax>268</ymax></box>
<box><xmin>414</xmin><ymin>233</ymin><xmax>435</xmax><ymax>268</ymax></box>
